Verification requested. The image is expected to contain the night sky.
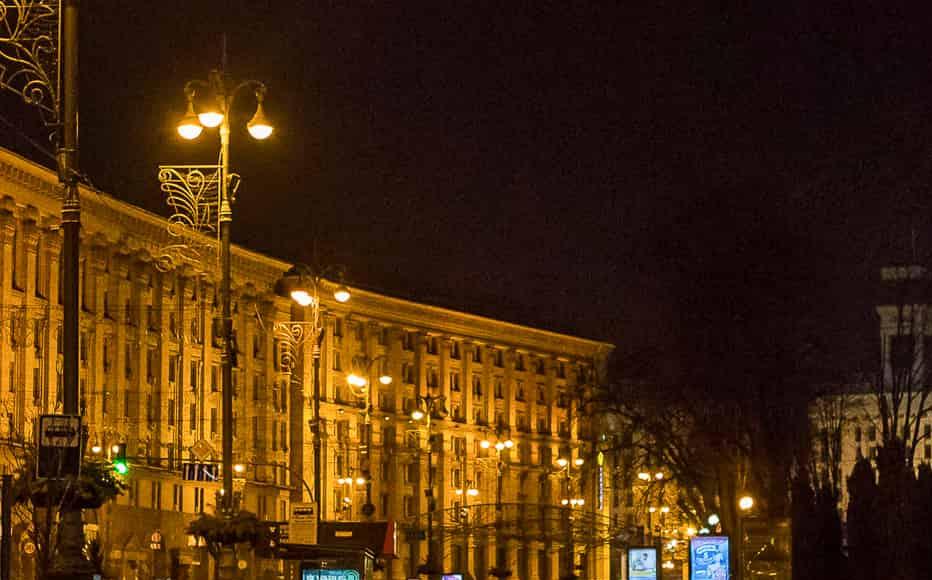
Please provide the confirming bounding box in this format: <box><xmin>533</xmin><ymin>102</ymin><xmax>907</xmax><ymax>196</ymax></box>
<box><xmin>7</xmin><ymin>2</ymin><xmax>932</xmax><ymax>377</ymax></box>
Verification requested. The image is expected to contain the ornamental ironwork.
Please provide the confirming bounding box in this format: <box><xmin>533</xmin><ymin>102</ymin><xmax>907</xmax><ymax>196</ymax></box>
<box><xmin>0</xmin><ymin>0</ymin><xmax>60</xmax><ymax>122</ymax></box>
<box><xmin>155</xmin><ymin>164</ymin><xmax>240</xmax><ymax>273</ymax></box>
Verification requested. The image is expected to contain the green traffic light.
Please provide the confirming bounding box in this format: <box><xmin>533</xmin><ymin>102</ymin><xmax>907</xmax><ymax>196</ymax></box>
<box><xmin>114</xmin><ymin>462</ymin><xmax>128</xmax><ymax>475</ymax></box>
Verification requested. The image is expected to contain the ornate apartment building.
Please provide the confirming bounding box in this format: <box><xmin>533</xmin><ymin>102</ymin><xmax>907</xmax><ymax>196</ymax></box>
<box><xmin>0</xmin><ymin>147</ymin><xmax>614</xmax><ymax>580</ymax></box>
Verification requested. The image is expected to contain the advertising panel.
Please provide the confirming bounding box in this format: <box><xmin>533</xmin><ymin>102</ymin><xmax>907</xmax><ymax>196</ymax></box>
<box><xmin>690</xmin><ymin>536</ymin><xmax>730</xmax><ymax>580</ymax></box>
<box><xmin>627</xmin><ymin>546</ymin><xmax>658</xmax><ymax>580</ymax></box>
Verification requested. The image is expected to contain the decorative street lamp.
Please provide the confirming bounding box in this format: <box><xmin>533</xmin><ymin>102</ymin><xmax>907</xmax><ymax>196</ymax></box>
<box><xmin>410</xmin><ymin>389</ymin><xmax>446</xmax><ymax>575</ymax></box>
<box><xmin>1</xmin><ymin>3</ymin><xmax>92</xmax><ymax>577</ymax></box>
<box><xmin>479</xmin><ymin>435</ymin><xmax>514</xmax><ymax>579</ymax></box>
<box><xmin>274</xmin><ymin>264</ymin><xmax>350</xmax><ymax>531</ymax></box>
<box><xmin>347</xmin><ymin>354</ymin><xmax>392</xmax><ymax>519</ymax></box>
<box><xmin>553</xmin><ymin>453</ymin><xmax>586</xmax><ymax>580</ymax></box>
<box><xmin>173</xmin><ymin>68</ymin><xmax>273</xmax><ymax>522</ymax></box>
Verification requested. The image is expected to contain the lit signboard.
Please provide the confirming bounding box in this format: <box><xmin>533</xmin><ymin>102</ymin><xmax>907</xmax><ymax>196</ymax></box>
<box><xmin>441</xmin><ymin>575</ymin><xmax>465</xmax><ymax>580</ymax></box>
<box><xmin>301</xmin><ymin>571</ymin><xmax>360</xmax><ymax>580</ymax></box>
<box><xmin>627</xmin><ymin>547</ymin><xmax>658</xmax><ymax>580</ymax></box>
<box><xmin>690</xmin><ymin>536</ymin><xmax>730</xmax><ymax>580</ymax></box>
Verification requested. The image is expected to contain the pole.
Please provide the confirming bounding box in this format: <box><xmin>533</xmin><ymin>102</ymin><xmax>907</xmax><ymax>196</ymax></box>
<box><xmin>219</xmin><ymin>92</ymin><xmax>234</xmax><ymax>514</ymax></box>
<box><xmin>426</xmin><ymin>409</ymin><xmax>435</xmax><ymax>574</ymax></box>
<box><xmin>313</xmin><ymin>331</ymin><xmax>323</xmax><ymax>531</ymax></box>
<box><xmin>48</xmin><ymin>3</ymin><xmax>93</xmax><ymax>578</ymax></box>
<box><xmin>362</xmin><ymin>368</ymin><xmax>374</xmax><ymax>518</ymax></box>
<box><xmin>1</xmin><ymin>474</ymin><xmax>10</xmax><ymax>580</ymax></box>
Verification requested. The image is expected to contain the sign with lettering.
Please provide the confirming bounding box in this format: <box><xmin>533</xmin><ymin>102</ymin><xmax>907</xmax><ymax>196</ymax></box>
<box><xmin>690</xmin><ymin>536</ymin><xmax>730</xmax><ymax>580</ymax></box>
<box><xmin>37</xmin><ymin>415</ymin><xmax>82</xmax><ymax>478</ymax></box>
<box><xmin>290</xmin><ymin>502</ymin><xmax>317</xmax><ymax>545</ymax></box>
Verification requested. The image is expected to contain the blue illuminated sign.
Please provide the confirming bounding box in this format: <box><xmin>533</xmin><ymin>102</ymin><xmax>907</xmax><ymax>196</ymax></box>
<box><xmin>627</xmin><ymin>547</ymin><xmax>658</xmax><ymax>580</ymax></box>
<box><xmin>301</xmin><ymin>571</ymin><xmax>360</xmax><ymax>580</ymax></box>
<box><xmin>690</xmin><ymin>536</ymin><xmax>730</xmax><ymax>580</ymax></box>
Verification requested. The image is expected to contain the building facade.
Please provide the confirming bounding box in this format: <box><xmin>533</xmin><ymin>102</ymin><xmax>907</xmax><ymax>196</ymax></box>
<box><xmin>0</xmin><ymin>147</ymin><xmax>614</xmax><ymax>579</ymax></box>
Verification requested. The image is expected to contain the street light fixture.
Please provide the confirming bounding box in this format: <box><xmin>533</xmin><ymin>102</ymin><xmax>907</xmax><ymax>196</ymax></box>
<box><xmin>347</xmin><ymin>354</ymin><xmax>392</xmax><ymax>519</ymax></box>
<box><xmin>274</xmin><ymin>263</ymin><xmax>351</xmax><ymax>531</ymax></box>
<box><xmin>174</xmin><ymin>68</ymin><xmax>273</xmax><ymax>521</ymax></box>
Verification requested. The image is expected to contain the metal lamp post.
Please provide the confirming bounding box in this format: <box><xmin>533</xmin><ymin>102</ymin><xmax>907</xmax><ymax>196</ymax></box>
<box><xmin>275</xmin><ymin>265</ymin><xmax>351</xmax><ymax>531</ymax></box>
<box><xmin>478</xmin><ymin>436</ymin><xmax>513</xmax><ymax>579</ymax></box>
<box><xmin>411</xmin><ymin>391</ymin><xmax>446</xmax><ymax>576</ymax></box>
<box><xmin>176</xmin><ymin>69</ymin><xmax>272</xmax><ymax>518</ymax></box>
<box><xmin>554</xmin><ymin>456</ymin><xmax>585</xmax><ymax>580</ymax></box>
<box><xmin>347</xmin><ymin>355</ymin><xmax>392</xmax><ymax>519</ymax></box>
<box><xmin>1</xmin><ymin>2</ymin><xmax>93</xmax><ymax>576</ymax></box>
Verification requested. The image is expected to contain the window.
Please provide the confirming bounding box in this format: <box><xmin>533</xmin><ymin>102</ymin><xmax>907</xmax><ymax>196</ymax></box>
<box><xmin>535</xmin><ymin>358</ymin><xmax>546</xmax><ymax>374</ymax></box>
<box><xmin>189</xmin><ymin>361</ymin><xmax>200</xmax><ymax>393</ymax></box>
<box><xmin>494</xmin><ymin>350</ymin><xmax>504</xmax><ymax>367</ymax></box>
<box><xmin>403</xmin><ymin>331</ymin><xmax>415</xmax><ymax>351</ymax></box>
<box><xmin>401</xmin><ymin>363</ymin><xmax>414</xmax><ymax>384</ymax></box>
<box><xmin>854</xmin><ymin>426</ymin><xmax>862</xmax><ymax>442</ymax></box>
<box><xmin>472</xmin><ymin>375</ymin><xmax>483</xmax><ymax>398</ymax></box>
<box><xmin>537</xmin><ymin>385</ymin><xmax>546</xmax><ymax>404</ymax></box>
<box><xmin>472</xmin><ymin>346</ymin><xmax>482</xmax><ymax>363</ymax></box>
<box><xmin>211</xmin><ymin>365</ymin><xmax>219</xmax><ymax>392</ymax></box>
<box><xmin>172</xmin><ymin>484</ymin><xmax>184</xmax><ymax>512</ymax></box>
<box><xmin>150</xmin><ymin>481</ymin><xmax>162</xmax><ymax>510</ymax></box>
<box><xmin>427</xmin><ymin>337</ymin><xmax>438</xmax><ymax>355</ymax></box>
<box><xmin>495</xmin><ymin>378</ymin><xmax>504</xmax><ymax>399</ymax></box>
<box><xmin>450</xmin><ymin>372</ymin><xmax>461</xmax><ymax>392</ymax></box>
<box><xmin>452</xmin><ymin>404</ymin><xmax>464</xmax><ymax>422</ymax></box>
<box><xmin>515</xmin><ymin>354</ymin><xmax>525</xmax><ymax>371</ymax></box>
<box><xmin>194</xmin><ymin>487</ymin><xmax>205</xmax><ymax>513</ymax></box>
<box><xmin>168</xmin><ymin>354</ymin><xmax>178</xmax><ymax>383</ymax></box>
<box><xmin>516</xmin><ymin>382</ymin><xmax>525</xmax><ymax>402</ymax></box>
<box><xmin>7</xmin><ymin>359</ymin><xmax>14</xmax><ymax>393</ymax></box>
<box><xmin>252</xmin><ymin>416</ymin><xmax>261</xmax><ymax>450</ymax></box>
<box><xmin>210</xmin><ymin>407</ymin><xmax>218</xmax><ymax>435</ymax></box>
<box><xmin>538</xmin><ymin>416</ymin><xmax>550</xmax><ymax>434</ymax></box>
<box><xmin>332</xmin><ymin>351</ymin><xmax>342</xmax><ymax>371</ymax></box>
<box><xmin>146</xmin><ymin>348</ymin><xmax>158</xmax><ymax>384</ymax></box>
<box><xmin>450</xmin><ymin>341</ymin><xmax>460</xmax><ymax>359</ymax></box>
<box><xmin>404</xmin><ymin>495</ymin><xmax>417</xmax><ymax>517</ymax></box>
<box><xmin>333</xmin><ymin>318</ymin><xmax>343</xmax><ymax>338</ymax></box>
<box><xmin>253</xmin><ymin>373</ymin><xmax>263</xmax><ymax>401</ymax></box>
<box><xmin>868</xmin><ymin>426</ymin><xmax>877</xmax><ymax>442</ymax></box>
<box><xmin>167</xmin><ymin>398</ymin><xmax>175</xmax><ymax>426</ymax></box>
<box><xmin>189</xmin><ymin>403</ymin><xmax>197</xmax><ymax>432</ymax></box>
<box><xmin>354</xmin><ymin>322</ymin><xmax>364</xmax><ymax>342</ymax></box>
<box><xmin>474</xmin><ymin>408</ymin><xmax>486</xmax><ymax>425</ymax></box>
<box><xmin>379</xmin><ymin>327</ymin><xmax>388</xmax><ymax>345</ymax></box>
<box><xmin>427</xmin><ymin>368</ymin><xmax>439</xmax><ymax>389</ymax></box>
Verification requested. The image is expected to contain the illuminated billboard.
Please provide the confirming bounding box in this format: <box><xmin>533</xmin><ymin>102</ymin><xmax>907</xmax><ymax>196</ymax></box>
<box><xmin>690</xmin><ymin>536</ymin><xmax>730</xmax><ymax>580</ymax></box>
<box><xmin>627</xmin><ymin>546</ymin><xmax>658</xmax><ymax>580</ymax></box>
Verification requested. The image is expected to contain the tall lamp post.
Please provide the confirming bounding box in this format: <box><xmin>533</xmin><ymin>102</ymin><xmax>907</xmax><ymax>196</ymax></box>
<box><xmin>347</xmin><ymin>355</ymin><xmax>392</xmax><ymax>519</ymax></box>
<box><xmin>175</xmin><ymin>68</ymin><xmax>273</xmax><ymax>518</ymax></box>
<box><xmin>275</xmin><ymin>265</ymin><xmax>351</xmax><ymax>530</ymax></box>
<box><xmin>736</xmin><ymin>494</ymin><xmax>754</xmax><ymax>580</ymax></box>
<box><xmin>411</xmin><ymin>391</ymin><xmax>446</xmax><ymax>576</ymax></box>
<box><xmin>479</xmin><ymin>436</ymin><xmax>513</xmax><ymax>579</ymax></box>
<box><xmin>553</xmin><ymin>455</ymin><xmax>585</xmax><ymax>580</ymax></box>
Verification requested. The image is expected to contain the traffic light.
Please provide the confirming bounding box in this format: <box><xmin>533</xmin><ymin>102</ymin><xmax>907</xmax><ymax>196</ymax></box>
<box><xmin>111</xmin><ymin>443</ymin><xmax>128</xmax><ymax>475</ymax></box>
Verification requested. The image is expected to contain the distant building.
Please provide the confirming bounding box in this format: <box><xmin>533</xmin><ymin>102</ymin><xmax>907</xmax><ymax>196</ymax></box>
<box><xmin>810</xmin><ymin>266</ymin><xmax>932</xmax><ymax>508</ymax></box>
<box><xmin>0</xmin><ymin>147</ymin><xmax>614</xmax><ymax>579</ymax></box>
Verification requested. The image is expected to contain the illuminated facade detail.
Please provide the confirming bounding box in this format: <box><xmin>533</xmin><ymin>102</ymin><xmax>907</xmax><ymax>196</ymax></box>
<box><xmin>0</xmin><ymin>147</ymin><xmax>613</xmax><ymax>579</ymax></box>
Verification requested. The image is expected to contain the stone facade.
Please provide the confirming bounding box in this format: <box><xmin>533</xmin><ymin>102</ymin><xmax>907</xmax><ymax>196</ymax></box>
<box><xmin>0</xmin><ymin>147</ymin><xmax>614</xmax><ymax>580</ymax></box>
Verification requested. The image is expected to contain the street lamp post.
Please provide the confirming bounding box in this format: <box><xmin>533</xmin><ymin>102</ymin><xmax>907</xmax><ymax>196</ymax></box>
<box><xmin>411</xmin><ymin>391</ymin><xmax>446</xmax><ymax>576</ymax></box>
<box><xmin>736</xmin><ymin>494</ymin><xmax>754</xmax><ymax>580</ymax></box>
<box><xmin>479</xmin><ymin>436</ymin><xmax>513</xmax><ymax>579</ymax></box>
<box><xmin>348</xmin><ymin>356</ymin><xmax>392</xmax><ymax>520</ymax></box>
<box><xmin>554</xmin><ymin>455</ymin><xmax>585</xmax><ymax>580</ymax></box>
<box><xmin>175</xmin><ymin>68</ymin><xmax>273</xmax><ymax>518</ymax></box>
<box><xmin>275</xmin><ymin>265</ymin><xmax>351</xmax><ymax>531</ymax></box>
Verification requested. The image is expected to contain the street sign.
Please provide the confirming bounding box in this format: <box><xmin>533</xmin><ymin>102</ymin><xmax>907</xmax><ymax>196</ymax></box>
<box><xmin>37</xmin><ymin>415</ymin><xmax>82</xmax><ymax>478</ymax></box>
<box><xmin>290</xmin><ymin>502</ymin><xmax>317</xmax><ymax>545</ymax></box>
<box><xmin>182</xmin><ymin>462</ymin><xmax>220</xmax><ymax>482</ymax></box>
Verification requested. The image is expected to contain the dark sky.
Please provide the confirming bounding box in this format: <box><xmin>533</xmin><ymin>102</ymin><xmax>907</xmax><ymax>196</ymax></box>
<box><xmin>7</xmin><ymin>2</ymin><xmax>932</xmax><ymax>376</ymax></box>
